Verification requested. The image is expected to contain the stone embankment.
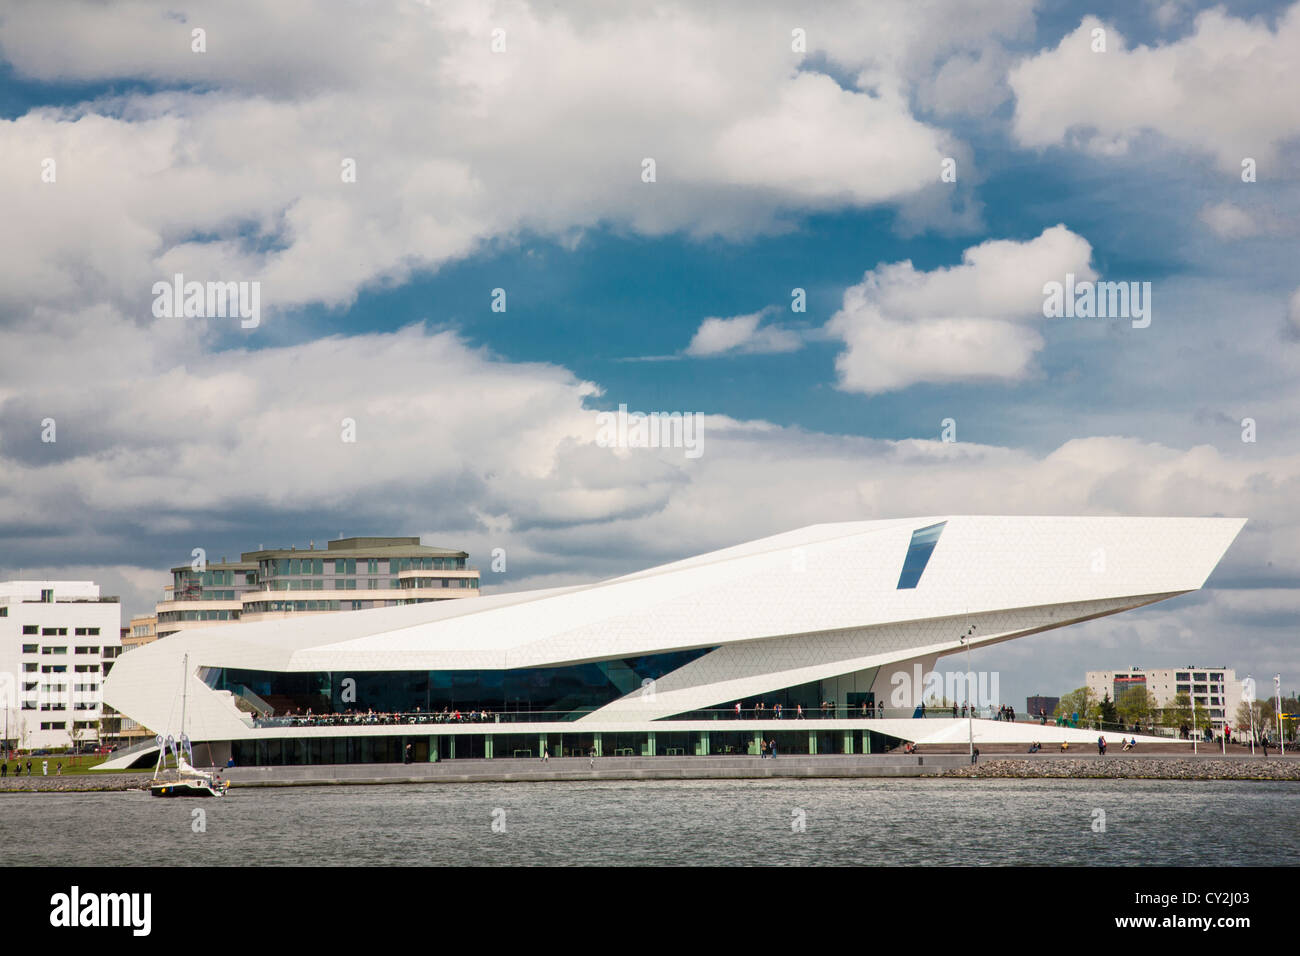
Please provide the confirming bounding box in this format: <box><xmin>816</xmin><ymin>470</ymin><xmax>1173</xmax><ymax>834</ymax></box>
<box><xmin>941</xmin><ymin>757</ymin><xmax>1300</xmax><ymax>780</ymax></box>
<box><xmin>0</xmin><ymin>774</ymin><xmax>148</xmax><ymax>793</ymax></box>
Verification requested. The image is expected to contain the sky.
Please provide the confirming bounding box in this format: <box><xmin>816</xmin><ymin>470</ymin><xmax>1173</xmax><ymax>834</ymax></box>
<box><xmin>1</xmin><ymin>0</ymin><xmax>1298</xmax><ymax>705</ymax></box>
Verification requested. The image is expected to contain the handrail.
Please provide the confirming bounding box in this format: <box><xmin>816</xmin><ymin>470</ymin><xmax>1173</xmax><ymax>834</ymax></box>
<box><xmin>242</xmin><ymin>706</ymin><xmax>1205</xmax><ymax>734</ymax></box>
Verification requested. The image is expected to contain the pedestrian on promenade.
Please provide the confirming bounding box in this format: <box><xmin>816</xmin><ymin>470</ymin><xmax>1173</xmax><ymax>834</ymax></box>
<box><xmin>1097</xmin><ymin>736</ymin><xmax>1106</xmax><ymax>756</ymax></box>
<box><xmin>1</xmin><ymin>762</ymin><xmax>6</xmax><ymax>778</ymax></box>
<box><xmin>735</xmin><ymin>701</ymin><xmax>742</xmax><ymax>719</ymax></box>
<box><xmin>542</xmin><ymin>747</ymin><xmax>549</xmax><ymax>762</ymax></box>
<box><xmin>769</xmin><ymin>739</ymin><xmax>777</xmax><ymax>758</ymax></box>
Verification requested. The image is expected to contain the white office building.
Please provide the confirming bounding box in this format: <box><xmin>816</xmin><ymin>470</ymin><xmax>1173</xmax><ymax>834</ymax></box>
<box><xmin>1087</xmin><ymin>666</ymin><xmax>1243</xmax><ymax>733</ymax></box>
<box><xmin>0</xmin><ymin>581</ymin><xmax>122</xmax><ymax>751</ymax></box>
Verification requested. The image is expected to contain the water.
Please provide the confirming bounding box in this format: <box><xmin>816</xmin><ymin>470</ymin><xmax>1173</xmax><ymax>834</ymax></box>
<box><xmin>2</xmin><ymin>778</ymin><xmax>1296</xmax><ymax>866</ymax></box>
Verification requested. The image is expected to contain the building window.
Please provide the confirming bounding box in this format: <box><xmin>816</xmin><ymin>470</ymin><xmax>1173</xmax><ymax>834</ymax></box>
<box><xmin>22</xmin><ymin>625</ymin><xmax>38</xmax><ymax>635</ymax></box>
<box><xmin>897</xmin><ymin>522</ymin><xmax>947</xmax><ymax>590</ymax></box>
<box><xmin>22</xmin><ymin>644</ymin><xmax>38</xmax><ymax>653</ymax></box>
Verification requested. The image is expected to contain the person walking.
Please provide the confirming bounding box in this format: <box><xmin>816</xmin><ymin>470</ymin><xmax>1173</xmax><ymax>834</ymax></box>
<box><xmin>542</xmin><ymin>746</ymin><xmax>549</xmax><ymax>762</ymax></box>
<box><xmin>1097</xmin><ymin>736</ymin><xmax>1107</xmax><ymax>756</ymax></box>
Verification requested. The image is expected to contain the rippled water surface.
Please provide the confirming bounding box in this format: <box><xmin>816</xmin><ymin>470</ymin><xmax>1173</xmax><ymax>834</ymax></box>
<box><xmin>2</xmin><ymin>778</ymin><xmax>1296</xmax><ymax>866</ymax></box>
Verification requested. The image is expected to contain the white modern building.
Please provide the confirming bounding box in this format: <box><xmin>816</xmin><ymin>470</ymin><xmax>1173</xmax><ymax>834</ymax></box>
<box><xmin>100</xmin><ymin>516</ymin><xmax>1245</xmax><ymax>768</ymax></box>
<box><xmin>1086</xmin><ymin>666</ymin><xmax>1243</xmax><ymax>733</ymax></box>
<box><xmin>0</xmin><ymin>581</ymin><xmax>122</xmax><ymax>751</ymax></box>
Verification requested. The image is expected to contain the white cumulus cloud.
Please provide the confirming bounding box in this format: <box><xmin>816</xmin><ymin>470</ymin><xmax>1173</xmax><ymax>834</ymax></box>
<box><xmin>1009</xmin><ymin>8</ymin><xmax>1300</xmax><ymax>172</ymax></box>
<box><xmin>826</xmin><ymin>225</ymin><xmax>1096</xmax><ymax>393</ymax></box>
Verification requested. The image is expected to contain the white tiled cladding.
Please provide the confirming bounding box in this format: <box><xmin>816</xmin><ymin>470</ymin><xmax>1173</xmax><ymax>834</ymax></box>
<box><xmin>102</xmin><ymin>516</ymin><xmax>1245</xmax><ymax>742</ymax></box>
<box><xmin>297</xmin><ymin>515</ymin><xmax>1243</xmax><ymax>670</ymax></box>
<box><xmin>585</xmin><ymin>592</ymin><xmax>1183</xmax><ymax>722</ymax></box>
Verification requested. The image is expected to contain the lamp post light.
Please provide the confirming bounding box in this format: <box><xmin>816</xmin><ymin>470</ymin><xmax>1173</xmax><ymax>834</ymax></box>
<box><xmin>959</xmin><ymin>625</ymin><xmax>976</xmax><ymax>764</ymax></box>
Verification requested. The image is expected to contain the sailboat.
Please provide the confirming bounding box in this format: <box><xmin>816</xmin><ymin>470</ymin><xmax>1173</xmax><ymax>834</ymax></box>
<box><xmin>150</xmin><ymin>653</ymin><xmax>228</xmax><ymax>798</ymax></box>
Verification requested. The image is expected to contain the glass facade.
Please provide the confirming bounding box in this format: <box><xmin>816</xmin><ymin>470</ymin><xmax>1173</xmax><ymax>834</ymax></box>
<box><xmin>219</xmin><ymin>726</ymin><xmax>907</xmax><ymax>767</ymax></box>
<box><xmin>897</xmin><ymin>521</ymin><xmax>946</xmax><ymax>589</ymax></box>
<box><xmin>201</xmin><ymin>648</ymin><xmax>714</xmax><ymax>720</ymax></box>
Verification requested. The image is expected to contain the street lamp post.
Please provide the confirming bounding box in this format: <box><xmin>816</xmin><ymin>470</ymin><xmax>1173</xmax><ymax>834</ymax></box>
<box><xmin>1275</xmin><ymin>675</ymin><xmax>1284</xmax><ymax>757</ymax></box>
<box><xmin>960</xmin><ymin>626</ymin><xmax>976</xmax><ymax>764</ymax></box>
<box><xmin>1220</xmin><ymin>678</ymin><xmax>1226</xmax><ymax>755</ymax></box>
<box><xmin>1246</xmin><ymin>675</ymin><xmax>1255</xmax><ymax>756</ymax></box>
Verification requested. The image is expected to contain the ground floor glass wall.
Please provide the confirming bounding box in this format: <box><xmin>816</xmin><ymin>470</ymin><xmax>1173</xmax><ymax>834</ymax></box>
<box><xmin>225</xmin><ymin>728</ymin><xmax>904</xmax><ymax>766</ymax></box>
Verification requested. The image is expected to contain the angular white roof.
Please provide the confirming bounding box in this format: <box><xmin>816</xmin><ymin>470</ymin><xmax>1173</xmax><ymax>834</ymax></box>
<box><xmin>103</xmin><ymin>515</ymin><xmax>1245</xmax><ymax>739</ymax></box>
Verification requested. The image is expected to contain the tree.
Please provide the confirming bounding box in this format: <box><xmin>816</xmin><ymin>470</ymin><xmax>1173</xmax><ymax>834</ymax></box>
<box><xmin>1165</xmin><ymin>692</ymin><xmax>1192</xmax><ymax>730</ymax></box>
<box><xmin>1117</xmin><ymin>687</ymin><xmax>1158</xmax><ymax>727</ymax></box>
<box><xmin>1236</xmin><ymin>700</ymin><xmax>1264</xmax><ymax>739</ymax></box>
<box><xmin>1098</xmin><ymin>691</ymin><xmax>1118</xmax><ymax>727</ymax></box>
<box><xmin>1055</xmin><ymin>687</ymin><xmax>1095</xmax><ymax>725</ymax></box>
<box><xmin>1192</xmin><ymin>700</ymin><xmax>1211</xmax><ymax>737</ymax></box>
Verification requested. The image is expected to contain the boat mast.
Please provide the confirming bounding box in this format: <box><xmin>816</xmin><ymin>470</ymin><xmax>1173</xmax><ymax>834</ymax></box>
<box><xmin>181</xmin><ymin>652</ymin><xmax>188</xmax><ymax>742</ymax></box>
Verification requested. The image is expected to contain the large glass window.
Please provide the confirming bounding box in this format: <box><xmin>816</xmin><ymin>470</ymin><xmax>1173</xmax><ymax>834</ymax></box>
<box><xmin>897</xmin><ymin>521</ymin><xmax>946</xmax><ymax>589</ymax></box>
<box><xmin>204</xmin><ymin>647</ymin><xmax>713</xmax><ymax>720</ymax></box>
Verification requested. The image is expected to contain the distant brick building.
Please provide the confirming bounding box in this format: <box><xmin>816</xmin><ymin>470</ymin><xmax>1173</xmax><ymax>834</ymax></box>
<box><xmin>1026</xmin><ymin>695</ymin><xmax>1059</xmax><ymax>718</ymax></box>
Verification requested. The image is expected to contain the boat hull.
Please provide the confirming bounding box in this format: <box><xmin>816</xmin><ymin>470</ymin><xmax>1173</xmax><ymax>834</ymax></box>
<box><xmin>150</xmin><ymin>781</ymin><xmax>225</xmax><ymax>797</ymax></box>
